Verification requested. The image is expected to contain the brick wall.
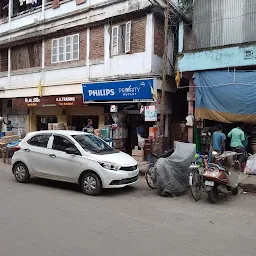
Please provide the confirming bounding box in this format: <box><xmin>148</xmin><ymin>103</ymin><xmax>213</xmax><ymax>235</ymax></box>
<box><xmin>130</xmin><ymin>16</ymin><xmax>146</xmax><ymax>54</ymax></box>
<box><xmin>154</xmin><ymin>16</ymin><xmax>164</xmax><ymax>57</ymax></box>
<box><xmin>111</xmin><ymin>15</ymin><xmax>147</xmax><ymax>55</ymax></box>
<box><xmin>90</xmin><ymin>25</ymin><xmax>105</xmax><ymax>60</ymax></box>
<box><xmin>45</xmin><ymin>30</ymin><xmax>87</xmax><ymax>68</ymax></box>
<box><xmin>0</xmin><ymin>49</ymin><xmax>8</xmax><ymax>73</ymax></box>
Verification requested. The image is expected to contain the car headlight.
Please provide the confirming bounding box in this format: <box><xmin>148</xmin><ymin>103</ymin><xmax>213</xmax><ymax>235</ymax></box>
<box><xmin>100</xmin><ymin>162</ymin><xmax>121</xmax><ymax>171</ymax></box>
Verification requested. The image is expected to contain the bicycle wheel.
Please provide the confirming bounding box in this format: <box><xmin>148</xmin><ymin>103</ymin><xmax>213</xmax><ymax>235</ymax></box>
<box><xmin>190</xmin><ymin>169</ymin><xmax>201</xmax><ymax>201</ymax></box>
<box><xmin>145</xmin><ymin>166</ymin><xmax>156</xmax><ymax>189</ymax></box>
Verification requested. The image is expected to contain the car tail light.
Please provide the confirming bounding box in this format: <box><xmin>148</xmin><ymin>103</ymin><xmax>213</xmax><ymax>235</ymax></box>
<box><xmin>14</xmin><ymin>146</ymin><xmax>21</xmax><ymax>152</ymax></box>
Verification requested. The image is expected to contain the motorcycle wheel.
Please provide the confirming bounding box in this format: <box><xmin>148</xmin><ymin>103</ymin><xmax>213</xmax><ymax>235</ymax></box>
<box><xmin>231</xmin><ymin>187</ymin><xmax>239</xmax><ymax>195</ymax></box>
<box><xmin>145</xmin><ymin>166</ymin><xmax>156</xmax><ymax>189</ymax></box>
<box><xmin>190</xmin><ymin>170</ymin><xmax>201</xmax><ymax>201</ymax></box>
<box><xmin>208</xmin><ymin>186</ymin><xmax>219</xmax><ymax>203</ymax></box>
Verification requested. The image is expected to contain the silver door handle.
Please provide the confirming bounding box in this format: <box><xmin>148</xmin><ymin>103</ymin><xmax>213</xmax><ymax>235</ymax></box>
<box><xmin>49</xmin><ymin>154</ymin><xmax>56</xmax><ymax>158</ymax></box>
<box><xmin>24</xmin><ymin>148</ymin><xmax>30</xmax><ymax>152</ymax></box>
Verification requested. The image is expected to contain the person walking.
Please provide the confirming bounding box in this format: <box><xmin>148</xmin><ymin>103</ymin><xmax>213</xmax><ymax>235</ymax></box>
<box><xmin>228</xmin><ymin>123</ymin><xmax>245</xmax><ymax>164</ymax></box>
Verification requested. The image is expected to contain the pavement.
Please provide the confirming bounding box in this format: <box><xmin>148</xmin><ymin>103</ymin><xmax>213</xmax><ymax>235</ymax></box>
<box><xmin>137</xmin><ymin>160</ymin><xmax>256</xmax><ymax>193</ymax></box>
<box><xmin>0</xmin><ymin>162</ymin><xmax>256</xmax><ymax>256</ymax></box>
<box><xmin>239</xmin><ymin>173</ymin><xmax>256</xmax><ymax>192</ymax></box>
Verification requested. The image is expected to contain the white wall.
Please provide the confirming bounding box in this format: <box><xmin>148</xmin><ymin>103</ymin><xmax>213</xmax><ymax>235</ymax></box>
<box><xmin>0</xmin><ymin>21</ymin><xmax>9</xmax><ymax>34</ymax></box>
<box><xmin>0</xmin><ymin>4</ymin><xmax>175</xmax><ymax>99</ymax></box>
<box><xmin>0</xmin><ymin>10</ymin><xmax>159</xmax><ymax>98</ymax></box>
<box><xmin>0</xmin><ymin>0</ymin><xmax>153</xmax><ymax>43</ymax></box>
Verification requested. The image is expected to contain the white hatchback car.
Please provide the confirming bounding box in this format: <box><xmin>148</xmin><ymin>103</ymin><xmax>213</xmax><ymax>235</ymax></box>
<box><xmin>12</xmin><ymin>131</ymin><xmax>139</xmax><ymax>195</ymax></box>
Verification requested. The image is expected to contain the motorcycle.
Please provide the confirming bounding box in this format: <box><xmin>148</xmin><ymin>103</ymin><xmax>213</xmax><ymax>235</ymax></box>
<box><xmin>145</xmin><ymin>148</ymin><xmax>174</xmax><ymax>189</ymax></box>
<box><xmin>189</xmin><ymin>151</ymin><xmax>241</xmax><ymax>203</ymax></box>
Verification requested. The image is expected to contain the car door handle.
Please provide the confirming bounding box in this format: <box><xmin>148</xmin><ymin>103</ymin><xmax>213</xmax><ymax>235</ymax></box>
<box><xmin>49</xmin><ymin>154</ymin><xmax>56</xmax><ymax>158</ymax></box>
<box><xmin>24</xmin><ymin>148</ymin><xmax>30</xmax><ymax>152</ymax></box>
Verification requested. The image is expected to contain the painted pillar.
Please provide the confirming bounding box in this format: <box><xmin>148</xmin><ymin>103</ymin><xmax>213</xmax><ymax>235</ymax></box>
<box><xmin>187</xmin><ymin>78</ymin><xmax>195</xmax><ymax>143</ymax></box>
<box><xmin>178</xmin><ymin>21</ymin><xmax>184</xmax><ymax>53</ymax></box>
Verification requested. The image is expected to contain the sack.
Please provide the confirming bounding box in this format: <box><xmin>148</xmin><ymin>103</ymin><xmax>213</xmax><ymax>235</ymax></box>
<box><xmin>137</xmin><ymin>134</ymin><xmax>145</xmax><ymax>149</ymax></box>
<box><xmin>244</xmin><ymin>154</ymin><xmax>256</xmax><ymax>175</ymax></box>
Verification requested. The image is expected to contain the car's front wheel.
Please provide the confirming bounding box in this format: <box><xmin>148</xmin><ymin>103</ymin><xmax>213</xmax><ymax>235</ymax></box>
<box><xmin>14</xmin><ymin>163</ymin><xmax>30</xmax><ymax>183</ymax></box>
<box><xmin>81</xmin><ymin>172</ymin><xmax>102</xmax><ymax>196</ymax></box>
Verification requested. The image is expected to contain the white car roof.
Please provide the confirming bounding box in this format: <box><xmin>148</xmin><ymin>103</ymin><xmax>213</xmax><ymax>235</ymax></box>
<box><xmin>27</xmin><ymin>130</ymin><xmax>91</xmax><ymax>136</ymax></box>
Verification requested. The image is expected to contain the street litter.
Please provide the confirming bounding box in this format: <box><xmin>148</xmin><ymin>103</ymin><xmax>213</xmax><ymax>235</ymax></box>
<box><xmin>244</xmin><ymin>154</ymin><xmax>256</xmax><ymax>175</ymax></box>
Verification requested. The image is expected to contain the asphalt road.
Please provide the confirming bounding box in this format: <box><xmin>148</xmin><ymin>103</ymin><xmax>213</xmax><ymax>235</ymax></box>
<box><xmin>0</xmin><ymin>163</ymin><xmax>256</xmax><ymax>256</ymax></box>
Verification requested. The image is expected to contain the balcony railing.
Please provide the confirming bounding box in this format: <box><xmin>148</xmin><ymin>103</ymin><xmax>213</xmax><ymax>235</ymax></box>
<box><xmin>0</xmin><ymin>0</ymin><xmax>9</xmax><ymax>21</ymax></box>
<box><xmin>12</xmin><ymin>0</ymin><xmax>42</xmax><ymax>18</ymax></box>
<box><xmin>0</xmin><ymin>0</ymin><xmax>69</xmax><ymax>23</ymax></box>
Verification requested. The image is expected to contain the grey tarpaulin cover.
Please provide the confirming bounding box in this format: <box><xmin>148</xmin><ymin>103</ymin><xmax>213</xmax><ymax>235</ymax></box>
<box><xmin>154</xmin><ymin>142</ymin><xmax>196</xmax><ymax>196</ymax></box>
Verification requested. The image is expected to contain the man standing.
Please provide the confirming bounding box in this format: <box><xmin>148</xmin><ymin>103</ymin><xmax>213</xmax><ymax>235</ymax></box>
<box><xmin>4</xmin><ymin>120</ymin><xmax>14</xmax><ymax>132</ymax></box>
<box><xmin>83</xmin><ymin>119</ymin><xmax>94</xmax><ymax>133</ymax></box>
<box><xmin>228</xmin><ymin>123</ymin><xmax>245</xmax><ymax>164</ymax></box>
<box><xmin>212</xmin><ymin>124</ymin><xmax>226</xmax><ymax>153</ymax></box>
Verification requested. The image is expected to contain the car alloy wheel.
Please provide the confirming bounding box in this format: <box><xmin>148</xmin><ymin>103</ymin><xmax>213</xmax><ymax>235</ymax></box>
<box><xmin>14</xmin><ymin>163</ymin><xmax>30</xmax><ymax>183</ymax></box>
<box><xmin>84</xmin><ymin>176</ymin><xmax>97</xmax><ymax>193</ymax></box>
<box><xmin>81</xmin><ymin>172</ymin><xmax>102</xmax><ymax>196</ymax></box>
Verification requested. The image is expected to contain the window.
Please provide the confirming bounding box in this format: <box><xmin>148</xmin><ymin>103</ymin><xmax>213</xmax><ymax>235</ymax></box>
<box><xmin>111</xmin><ymin>21</ymin><xmax>131</xmax><ymax>56</ymax></box>
<box><xmin>11</xmin><ymin>42</ymin><xmax>42</xmax><ymax>71</ymax></box>
<box><xmin>51</xmin><ymin>34</ymin><xmax>80</xmax><ymax>63</ymax></box>
<box><xmin>52</xmin><ymin>135</ymin><xmax>80</xmax><ymax>154</ymax></box>
<box><xmin>72</xmin><ymin>134</ymin><xmax>114</xmax><ymax>153</ymax></box>
<box><xmin>27</xmin><ymin>134</ymin><xmax>51</xmax><ymax>148</ymax></box>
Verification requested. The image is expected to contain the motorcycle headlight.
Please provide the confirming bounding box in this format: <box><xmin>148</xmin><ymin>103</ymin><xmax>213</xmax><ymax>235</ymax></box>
<box><xmin>100</xmin><ymin>162</ymin><xmax>121</xmax><ymax>171</ymax></box>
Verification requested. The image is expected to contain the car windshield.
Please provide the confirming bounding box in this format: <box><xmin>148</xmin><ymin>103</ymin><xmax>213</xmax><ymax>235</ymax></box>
<box><xmin>72</xmin><ymin>134</ymin><xmax>113</xmax><ymax>153</ymax></box>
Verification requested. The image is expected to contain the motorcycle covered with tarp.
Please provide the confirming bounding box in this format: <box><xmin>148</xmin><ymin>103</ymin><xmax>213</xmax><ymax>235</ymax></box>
<box><xmin>153</xmin><ymin>142</ymin><xmax>196</xmax><ymax>196</ymax></box>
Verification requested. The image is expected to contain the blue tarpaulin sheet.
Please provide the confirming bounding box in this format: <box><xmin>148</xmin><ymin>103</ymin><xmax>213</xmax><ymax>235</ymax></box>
<box><xmin>194</xmin><ymin>71</ymin><xmax>256</xmax><ymax>123</ymax></box>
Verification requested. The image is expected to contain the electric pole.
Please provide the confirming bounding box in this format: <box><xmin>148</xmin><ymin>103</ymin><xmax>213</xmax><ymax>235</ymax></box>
<box><xmin>160</xmin><ymin>2</ymin><xmax>170</xmax><ymax>139</ymax></box>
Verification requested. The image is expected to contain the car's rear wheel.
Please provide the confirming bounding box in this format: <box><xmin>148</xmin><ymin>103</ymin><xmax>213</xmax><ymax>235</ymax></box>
<box><xmin>81</xmin><ymin>172</ymin><xmax>102</xmax><ymax>196</ymax></box>
<box><xmin>14</xmin><ymin>163</ymin><xmax>30</xmax><ymax>183</ymax></box>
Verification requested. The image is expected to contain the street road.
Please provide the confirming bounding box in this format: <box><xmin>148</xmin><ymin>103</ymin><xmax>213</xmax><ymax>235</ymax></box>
<box><xmin>0</xmin><ymin>163</ymin><xmax>256</xmax><ymax>256</ymax></box>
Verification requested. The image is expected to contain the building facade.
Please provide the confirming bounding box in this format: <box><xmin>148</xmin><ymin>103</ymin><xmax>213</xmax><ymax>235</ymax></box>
<box><xmin>0</xmin><ymin>0</ymin><xmax>184</xmax><ymax>142</ymax></box>
<box><xmin>177</xmin><ymin>0</ymin><xmax>256</xmax><ymax>141</ymax></box>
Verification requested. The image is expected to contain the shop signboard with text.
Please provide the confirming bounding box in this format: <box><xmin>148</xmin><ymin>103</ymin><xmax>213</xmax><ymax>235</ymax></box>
<box><xmin>82</xmin><ymin>79</ymin><xmax>154</xmax><ymax>102</ymax></box>
<box><xmin>12</xmin><ymin>95</ymin><xmax>84</xmax><ymax>108</ymax></box>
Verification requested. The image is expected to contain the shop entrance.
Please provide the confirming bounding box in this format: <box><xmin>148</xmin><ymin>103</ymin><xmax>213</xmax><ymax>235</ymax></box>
<box><xmin>37</xmin><ymin>116</ymin><xmax>58</xmax><ymax>131</ymax></box>
<box><xmin>126</xmin><ymin>114</ymin><xmax>155</xmax><ymax>154</ymax></box>
<box><xmin>71</xmin><ymin>116</ymin><xmax>99</xmax><ymax>131</ymax></box>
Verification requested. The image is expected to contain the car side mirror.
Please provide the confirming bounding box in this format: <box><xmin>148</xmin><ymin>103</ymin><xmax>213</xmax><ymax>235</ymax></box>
<box><xmin>65</xmin><ymin>147</ymin><xmax>80</xmax><ymax>155</ymax></box>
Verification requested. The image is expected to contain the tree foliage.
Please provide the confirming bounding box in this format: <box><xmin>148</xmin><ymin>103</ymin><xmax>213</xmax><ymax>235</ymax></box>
<box><xmin>178</xmin><ymin>0</ymin><xmax>194</xmax><ymax>15</ymax></box>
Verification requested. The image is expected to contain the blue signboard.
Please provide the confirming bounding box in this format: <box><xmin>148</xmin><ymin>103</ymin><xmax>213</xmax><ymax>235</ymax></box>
<box><xmin>82</xmin><ymin>79</ymin><xmax>154</xmax><ymax>102</ymax></box>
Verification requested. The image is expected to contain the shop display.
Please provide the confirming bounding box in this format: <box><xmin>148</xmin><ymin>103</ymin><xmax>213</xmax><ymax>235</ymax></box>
<box><xmin>200</xmin><ymin>129</ymin><xmax>211</xmax><ymax>153</ymax></box>
<box><xmin>149</xmin><ymin>127</ymin><xmax>157</xmax><ymax>139</ymax></box>
<box><xmin>48</xmin><ymin>123</ymin><xmax>65</xmax><ymax>130</ymax></box>
<box><xmin>100</xmin><ymin>125</ymin><xmax>113</xmax><ymax>141</ymax></box>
